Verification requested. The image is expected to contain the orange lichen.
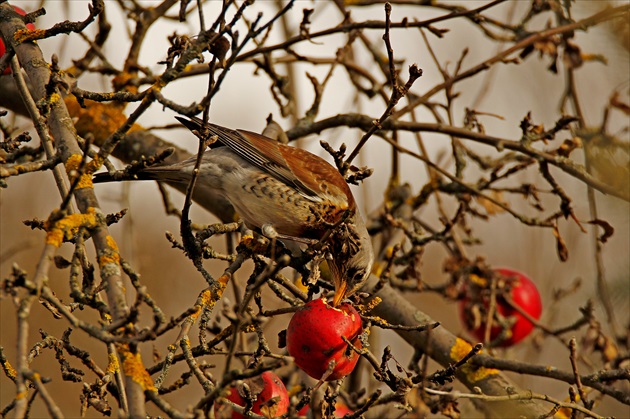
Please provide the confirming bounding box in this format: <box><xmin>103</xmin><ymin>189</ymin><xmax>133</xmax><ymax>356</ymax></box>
<box><xmin>364</xmin><ymin>296</ymin><xmax>382</xmax><ymax>313</ymax></box>
<box><xmin>199</xmin><ymin>288</ymin><xmax>213</xmax><ymax>305</ymax></box>
<box><xmin>1</xmin><ymin>357</ymin><xmax>17</xmax><ymax>380</ymax></box>
<box><xmin>45</xmin><ymin>228</ymin><xmax>64</xmax><ymax>248</ymax></box>
<box><xmin>64</xmin><ymin>154</ymin><xmax>93</xmax><ymax>190</ymax></box>
<box><xmin>450</xmin><ymin>338</ymin><xmax>499</xmax><ymax>383</ymax></box>
<box><xmin>74</xmin><ymin>174</ymin><xmax>93</xmax><ymax>190</ymax></box>
<box><xmin>86</xmin><ymin>154</ymin><xmax>104</xmax><ymax>173</ymax></box>
<box><xmin>105</xmin><ymin>235</ymin><xmax>119</xmax><ymax>252</ymax></box>
<box><xmin>189</xmin><ymin>288</ymin><xmax>213</xmax><ymax>321</ymax></box>
<box><xmin>111</xmin><ymin>72</ymin><xmax>138</xmax><ymax>94</ymax></box>
<box><xmin>13</xmin><ymin>28</ymin><xmax>42</xmax><ymax>43</ymax></box>
<box><xmin>119</xmin><ymin>345</ymin><xmax>156</xmax><ymax>392</ymax></box>
<box><xmin>106</xmin><ymin>352</ymin><xmax>120</xmax><ymax>374</ymax></box>
<box><xmin>217</xmin><ymin>273</ymin><xmax>230</xmax><ymax>288</ymax></box>
<box><xmin>45</xmin><ymin>207</ymin><xmax>99</xmax><ymax>247</ymax></box>
<box><xmin>64</xmin><ymin>96</ymin><xmax>142</xmax><ymax>146</ymax></box>
<box><xmin>65</xmin><ymin>154</ymin><xmax>83</xmax><ymax>173</ymax></box>
<box><xmin>49</xmin><ymin>92</ymin><xmax>61</xmax><ymax>105</ymax></box>
<box><xmin>98</xmin><ymin>236</ymin><xmax>121</xmax><ymax>268</ymax></box>
<box><xmin>188</xmin><ymin>277</ymin><xmax>230</xmax><ymax>323</ymax></box>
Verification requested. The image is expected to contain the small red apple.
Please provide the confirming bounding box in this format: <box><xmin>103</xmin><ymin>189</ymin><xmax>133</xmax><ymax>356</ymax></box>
<box><xmin>0</xmin><ymin>6</ymin><xmax>36</xmax><ymax>75</ymax></box>
<box><xmin>286</xmin><ymin>298</ymin><xmax>362</xmax><ymax>381</ymax></box>
<box><xmin>459</xmin><ymin>267</ymin><xmax>542</xmax><ymax>347</ymax></box>
<box><xmin>214</xmin><ymin>371</ymin><xmax>289</xmax><ymax>419</ymax></box>
<box><xmin>297</xmin><ymin>405</ymin><xmax>310</xmax><ymax>417</ymax></box>
<box><xmin>330</xmin><ymin>402</ymin><xmax>353</xmax><ymax>417</ymax></box>
<box><xmin>297</xmin><ymin>402</ymin><xmax>353</xmax><ymax>418</ymax></box>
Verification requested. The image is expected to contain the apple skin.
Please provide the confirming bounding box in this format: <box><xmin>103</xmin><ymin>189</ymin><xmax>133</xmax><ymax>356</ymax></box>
<box><xmin>459</xmin><ymin>267</ymin><xmax>542</xmax><ymax>347</ymax></box>
<box><xmin>297</xmin><ymin>402</ymin><xmax>353</xmax><ymax>418</ymax></box>
<box><xmin>331</xmin><ymin>403</ymin><xmax>353</xmax><ymax>417</ymax></box>
<box><xmin>287</xmin><ymin>298</ymin><xmax>363</xmax><ymax>381</ymax></box>
<box><xmin>0</xmin><ymin>6</ymin><xmax>36</xmax><ymax>75</ymax></box>
<box><xmin>214</xmin><ymin>371</ymin><xmax>289</xmax><ymax>419</ymax></box>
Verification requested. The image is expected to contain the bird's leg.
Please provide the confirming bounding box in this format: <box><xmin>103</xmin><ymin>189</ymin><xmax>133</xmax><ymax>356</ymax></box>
<box><xmin>260</xmin><ymin>223</ymin><xmax>278</xmax><ymax>240</ymax></box>
<box><xmin>261</xmin><ymin>224</ymin><xmax>318</xmax><ymax>245</ymax></box>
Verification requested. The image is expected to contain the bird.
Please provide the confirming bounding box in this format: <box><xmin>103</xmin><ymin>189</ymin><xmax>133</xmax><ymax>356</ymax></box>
<box><xmin>95</xmin><ymin>116</ymin><xmax>373</xmax><ymax>306</ymax></box>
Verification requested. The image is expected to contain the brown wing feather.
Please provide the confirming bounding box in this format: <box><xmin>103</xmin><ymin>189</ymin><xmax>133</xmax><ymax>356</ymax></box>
<box><xmin>177</xmin><ymin>116</ymin><xmax>354</xmax><ymax>208</ymax></box>
<box><xmin>237</xmin><ymin>129</ymin><xmax>354</xmax><ymax>208</ymax></box>
<box><xmin>278</xmin><ymin>145</ymin><xmax>355</xmax><ymax>209</ymax></box>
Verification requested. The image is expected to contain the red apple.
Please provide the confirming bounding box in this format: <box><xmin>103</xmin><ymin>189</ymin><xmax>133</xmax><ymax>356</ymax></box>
<box><xmin>459</xmin><ymin>267</ymin><xmax>542</xmax><ymax>347</ymax></box>
<box><xmin>287</xmin><ymin>298</ymin><xmax>362</xmax><ymax>381</ymax></box>
<box><xmin>0</xmin><ymin>6</ymin><xmax>36</xmax><ymax>75</ymax></box>
<box><xmin>297</xmin><ymin>405</ymin><xmax>309</xmax><ymax>417</ymax></box>
<box><xmin>297</xmin><ymin>402</ymin><xmax>353</xmax><ymax>418</ymax></box>
<box><xmin>214</xmin><ymin>371</ymin><xmax>289</xmax><ymax>419</ymax></box>
<box><xmin>331</xmin><ymin>402</ymin><xmax>353</xmax><ymax>417</ymax></box>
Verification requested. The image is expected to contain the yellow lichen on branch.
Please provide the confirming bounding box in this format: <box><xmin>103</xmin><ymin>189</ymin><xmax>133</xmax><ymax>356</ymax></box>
<box><xmin>188</xmin><ymin>274</ymin><xmax>231</xmax><ymax>324</ymax></box>
<box><xmin>64</xmin><ymin>154</ymin><xmax>94</xmax><ymax>190</ymax></box>
<box><xmin>1</xmin><ymin>356</ymin><xmax>17</xmax><ymax>382</ymax></box>
<box><xmin>49</xmin><ymin>92</ymin><xmax>61</xmax><ymax>105</ymax></box>
<box><xmin>64</xmin><ymin>96</ymin><xmax>142</xmax><ymax>146</ymax></box>
<box><xmin>363</xmin><ymin>296</ymin><xmax>382</xmax><ymax>313</ymax></box>
<box><xmin>13</xmin><ymin>27</ymin><xmax>42</xmax><ymax>43</ymax></box>
<box><xmin>98</xmin><ymin>235</ymin><xmax>121</xmax><ymax>269</ymax></box>
<box><xmin>106</xmin><ymin>352</ymin><xmax>120</xmax><ymax>374</ymax></box>
<box><xmin>450</xmin><ymin>338</ymin><xmax>499</xmax><ymax>383</ymax></box>
<box><xmin>45</xmin><ymin>207</ymin><xmax>99</xmax><ymax>247</ymax></box>
<box><xmin>112</xmin><ymin>72</ymin><xmax>138</xmax><ymax>94</ymax></box>
<box><xmin>118</xmin><ymin>344</ymin><xmax>156</xmax><ymax>392</ymax></box>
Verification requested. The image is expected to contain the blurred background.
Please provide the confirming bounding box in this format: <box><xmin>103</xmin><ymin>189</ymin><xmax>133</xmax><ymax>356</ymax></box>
<box><xmin>1</xmin><ymin>1</ymin><xmax>628</xmax><ymax>417</ymax></box>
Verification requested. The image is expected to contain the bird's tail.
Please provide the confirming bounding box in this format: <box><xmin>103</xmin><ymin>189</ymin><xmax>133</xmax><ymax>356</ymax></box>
<box><xmin>93</xmin><ymin>116</ymin><xmax>225</xmax><ymax>184</ymax></box>
<box><xmin>92</xmin><ymin>168</ymin><xmax>178</xmax><ymax>184</ymax></box>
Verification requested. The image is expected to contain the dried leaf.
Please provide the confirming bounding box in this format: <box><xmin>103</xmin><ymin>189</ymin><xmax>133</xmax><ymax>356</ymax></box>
<box><xmin>406</xmin><ymin>388</ymin><xmax>432</xmax><ymax>418</ymax></box>
<box><xmin>563</xmin><ymin>41</ymin><xmax>583</xmax><ymax>69</ymax></box>
<box><xmin>556</xmin><ymin>137</ymin><xmax>582</xmax><ymax>157</ymax></box>
<box><xmin>440</xmin><ymin>399</ymin><xmax>461</xmax><ymax>419</ymax></box>
<box><xmin>587</xmin><ymin>219</ymin><xmax>615</xmax><ymax>243</ymax></box>
<box><xmin>599</xmin><ymin>336</ymin><xmax>619</xmax><ymax>363</ymax></box>
<box><xmin>581</xmin><ymin>53</ymin><xmax>608</xmax><ymax>65</ymax></box>
<box><xmin>54</xmin><ymin>255</ymin><xmax>72</xmax><ymax>269</ymax></box>
<box><xmin>475</xmin><ymin>191</ymin><xmax>508</xmax><ymax>215</ymax></box>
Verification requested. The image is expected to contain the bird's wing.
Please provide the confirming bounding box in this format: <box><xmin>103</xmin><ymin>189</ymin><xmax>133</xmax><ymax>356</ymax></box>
<box><xmin>176</xmin><ymin>116</ymin><xmax>325</xmax><ymax>200</ymax></box>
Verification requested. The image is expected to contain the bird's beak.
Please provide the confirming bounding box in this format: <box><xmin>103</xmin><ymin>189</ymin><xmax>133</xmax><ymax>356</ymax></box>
<box><xmin>332</xmin><ymin>281</ymin><xmax>348</xmax><ymax>307</ymax></box>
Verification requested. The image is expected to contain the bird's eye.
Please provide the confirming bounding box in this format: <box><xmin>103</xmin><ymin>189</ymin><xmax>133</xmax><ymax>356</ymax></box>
<box><xmin>347</xmin><ymin>268</ymin><xmax>364</xmax><ymax>284</ymax></box>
